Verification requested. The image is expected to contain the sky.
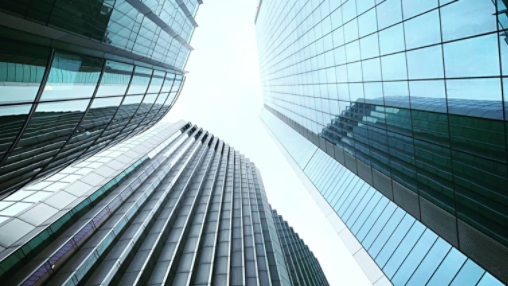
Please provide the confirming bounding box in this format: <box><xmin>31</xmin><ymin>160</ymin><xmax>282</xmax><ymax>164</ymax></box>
<box><xmin>164</xmin><ymin>1</ymin><xmax>372</xmax><ymax>285</ymax></box>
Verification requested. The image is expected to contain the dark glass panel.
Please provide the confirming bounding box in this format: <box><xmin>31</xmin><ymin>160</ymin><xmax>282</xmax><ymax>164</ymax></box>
<box><xmin>0</xmin><ymin>40</ymin><xmax>50</xmax><ymax>104</ymax></box>
<box><xmin>49</xmin><ymin>0</ymin><xmax>114</xmax><ymax>41</ymax></box>
<box><xmin>452</xmin><ymin>150</ymin><xmax>508</xmax><ymax>214</ymax></box>
<box><xmin>385</xmin><ymin>107</ymin><xmax>412</xmax><ymax>136</ymax></box>
<box><xmin>388</xmin><ymin>131</ymin><xmax>416</xmax><ymax>191</ymax></box>
<box><xmin>414</xmin><ymin>139</ymin><xmax>455</xmax><ymax>213</ymax></box>
<box><xmin>0</xmin><ymin>100</ymin><xmax>88</xmax><ymax>191</ymax></box>
<box><xmin>449</xmin><ymin>115</ymin><xmax>506</xmax><ymax>163</ymax></box>
<box><xmin>411</xmin><ymin>110</ymin><xmax>449</xmax><ymax>147</ymax></box>
<box><xmin>0</xmin><ymin>105</ymin><xmax>32</xmax><ymax>155</ymax></box>
<box><xmin>455</xmin><ymin>184</ymin><xmax>508</xmax><ymax>247</ymax></box>
<box><xmin>101</xmin><ymin>95</ymin><xmax>143</xmax><ymax>139</ymax></box>
<box><xmin>53</xmin><ymin>96</ymin><xmax>123</xmax><ymax>164</ymax></box>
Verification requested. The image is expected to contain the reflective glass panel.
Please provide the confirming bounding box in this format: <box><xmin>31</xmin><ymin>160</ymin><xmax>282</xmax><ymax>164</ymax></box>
<box><xmin>96</xmin><ymin>61</ymin><xmax>133</xmax><ymax>97</ymax></box>
<box><xmin>41</xmin><ymin>51</ymin><xmax>103</xmax><ymax>101</ymax></box>
<box><xmin>0</xmin><ymin>41</ymin><xmax>50</xmax><ymax>104</ymax></box>
<box><xmin>127</xmin><ymin>66</ymin><xmax>153</xmax><ymax>95</ymax></box>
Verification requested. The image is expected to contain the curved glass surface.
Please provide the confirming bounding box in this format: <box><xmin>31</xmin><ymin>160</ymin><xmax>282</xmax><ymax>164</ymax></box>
<box><xmin>0</xmin><ymin>0</ymin><xmax>195</xmax><ymax>70</ymax></box>
<box><xmin>0</xmin><ymin>41</ymin><xmax>185</xmax><ymax>195</ymax></box>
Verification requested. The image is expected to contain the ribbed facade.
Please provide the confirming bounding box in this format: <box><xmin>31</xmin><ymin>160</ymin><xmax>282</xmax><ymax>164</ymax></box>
<box><xmin>0</xmin><ymin>0</ymin><xmax>202</xmax><ymax>194</ymax></box>
<box><xmin>0</xmin><ymin>121</ymin><xmax>313</xmax><ymax>286</ymax></box>
<box><xmin>256</xmin><ymin>0</ymin><xmax>508</xmax><ymax>285</ymax></box>
<box><xmin>272</xmin><ymin>210</ymin><xmax>329</xmax><ymax>286</ymax></box>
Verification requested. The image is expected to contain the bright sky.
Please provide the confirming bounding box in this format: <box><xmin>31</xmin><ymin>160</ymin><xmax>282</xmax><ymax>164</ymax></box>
<box><xmin>164</xmin><ymin>1</ymin><xmax>371</xmax><ymax>285</ymax></box>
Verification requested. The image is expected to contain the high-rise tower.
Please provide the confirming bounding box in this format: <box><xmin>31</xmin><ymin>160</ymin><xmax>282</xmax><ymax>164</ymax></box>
<box><xmin>256</xmin><ymin>0</ymin><xmax>508</xmax><ymax>285</ymax></box>
<box><xmin>272</xmin><ymin>209</ymin><xmax>329</xmax><ymax>286</ymax></box>
<box><xmin>0</xmin><ymin>121</ymin><xmax>328</xmax><ymax>286</ymax></box>
<box><xmin>0</xmin><ymin>0</ymin><xmax>202</xmax><ymax>195</ymax></box>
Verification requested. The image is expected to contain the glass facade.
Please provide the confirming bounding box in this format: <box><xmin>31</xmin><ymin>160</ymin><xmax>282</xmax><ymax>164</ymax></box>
<box><xmin>256</xmin><ymin>0</ymin><xmax>508</xmax><ymax>284</ymax></box>
<box><xmin>0</xmin><ymin>0</ymin><xmax>198</xmax><ymax>70</ymax></box>
<box><xmin>0</xmin><ymin>40</ymin><xmax>184</xmax><ymax>196</ymax></box>
<box><xmin>261</xmin><ymin>109</ymin><xmax>504</xmax><ymax>286</ymax></box>
<box><xmin>0</xmin><ymin>121</ymin><xmax>327</xmax><ymax>286</ymax></box>
<box><xmin>272</xmin><ymin>209</ymin><xmax>330</xmax><ymax>286</ymax></box>
<box><xmin>0</xmin><ymin>0</ymin><xmax>199</xmax><ymax>195</ymax></box>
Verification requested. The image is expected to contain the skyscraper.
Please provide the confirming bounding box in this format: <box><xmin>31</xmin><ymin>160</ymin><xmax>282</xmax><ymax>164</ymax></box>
<box><xmin>256</xmin><ymin>0</ymin><xmax>508</xmax><ymax>285</ymax></box>
<box><xmin>0</xmin><ymin>0</ymin><xmax>201</xmax><ymax>195</ymax></box>
<box><xmin>0</xmin><ymin>121</ymin><xmax>328</xmax><ymax>286</ymax></box>
<box><xmin>272</xmin><ymin>209</ymin><xmax>329</xmax><ymax>286</ymax></box>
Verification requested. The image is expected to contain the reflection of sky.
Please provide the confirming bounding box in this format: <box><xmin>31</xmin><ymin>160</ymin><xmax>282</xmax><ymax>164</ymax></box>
<box><xmin>41</xmin><ymin>84</ymin><xmax>98</xmax><ymax>101</ymax></box>
<box><xmin>0</xmin><ymin>85</ymin><xmax>40</xmax><ymax>104</ymax></box>
<box><xmin>36</xmin><ymin>99</ymin><xmax>90</xmax><ymax>113</ymax></box>
<box><xmin>446</xmin><ymin>78</ymin><xmax>501</xmax><ymax>102</ymax></box>
<box><xmin>0</xmin><ymin>104</ymin><xmax>31</xmax><ymax>116</ymax></box>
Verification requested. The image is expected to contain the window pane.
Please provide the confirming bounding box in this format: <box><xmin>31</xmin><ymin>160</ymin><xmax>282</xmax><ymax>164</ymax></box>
<box><xmin>96</xmin><ymin>61</ymin><xmax>133</xmax><ymax>97</ymax></box>
<box><xmin>404</xmin><ymin>10</ymin><xmax>441</xmax><ymax>49</ymax></box>
<box><xmin>127</xmin><ymin>66</ymin><xmax>153</xmax><ymax>95</ymax></box>
<box><xmin>383</xmin><ymin>81</ymin><xmax>409</xmax><ymax>108</ymax></box>
<box><xmin>440</xmin><ymin>0</ymin><xmax>496</xmax><ymax>41</ymax></box>
<box><xmin>379</xmin><ymin>23</ymin><xmax>405</xmax><ymax>55</ymax></box>
<box><xmin>374</xmin><ymin>214</ymin><xmax>415</xmax><ymax>268</ymax></box>
<box><xmin>409</xmin><ymin>80</ymin><xmax>446</xmax><ymax>113</ymax></box>
<box><xmin>0</xmin><ymin>41</ymin><xmax>50</xmax><ymax>104</ymax></box>
<box><xmin>450</xmin><ymin>260</ymin><xmax>485</xmax><ymax>286</ymax></box>
<box><xmin>147</xmin><ymin>70</ymin><xmax>165</xmax><ymax>93</ymax></box>
<box><xmin>41</xmin><ymin>51</ymin><xmax>103</xmax><ymax>101</ymax></box>
<box><xmin>377</xmin><ymin>0</ymin><xmax>403</xmax><ymax>30</ymax></box>
<box><xmin>402</xmin><ymin>0</ymin><xmax>438</xmax><ymax>19</ymax></box>
<box><xmin>406</xmin><ymin>238</ymin><xmax>452</xmax><ymax>286</ymax></box>
<box><xmin>407</xmin><ymin>45</ymin><xmax>444</xmax><ymax>79</ymax></box>
<box><xmin>427</xmin><ymin>248</ymin><xmax>467</xmax><ymax>286</ymax></box>
<box><xmin>446</xmin><ymin>78</ymin><xmax>503</xmax><ymax>120</ymax></box>
<box><xmin>0</xmin><ymin>104</ymin><xmax>32</xmax><ymax>154</ymax></box>
<box><xmin>444</xmin><ymin>34</ymin><xmax>500</xmax><ymax>77</ymax></box>
<box><xmin>391</xmin><ymin>228</ymin><xmax>437</xmax><ymax>284</ymax></box>
<box><xmin>477</xmin><ymin>273</ymin><xmax>504</xmax><ymax>286</ymax></box>
<box><xmin>381</xmin><ymin>53</ymin><xmax>407</xmax><ymax>81</ymax></box>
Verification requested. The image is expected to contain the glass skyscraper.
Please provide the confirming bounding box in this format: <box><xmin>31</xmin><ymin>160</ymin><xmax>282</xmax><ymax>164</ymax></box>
<box><xmin>256</xmin><ymin>0</ymin><xmax>508</xmax><ymax>285</ymax></box>
<box><xmin>0</xmin><ymin>0</ymin><xmax>200</xmax><ymax>195</ymax></box>
<box><xmin>272</xmin><ymin>209</ymin><xmax>329</xmax><ymax>286</ymax></box>
<box><xmin>0</xmin><ymin>121</ymin><xmax>328</xmax><ymax>286</ymax></box>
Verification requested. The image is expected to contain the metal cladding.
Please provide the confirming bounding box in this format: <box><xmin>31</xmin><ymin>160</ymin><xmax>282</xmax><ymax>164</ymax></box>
<box><xmin>272</xmin><ymin>210</ymin><xmax>329</xmax><ymax>286</ymax></box>
<box><xmin>0</xmin><ymin>121</ymin><xmax>333</xmax><ymax>286</ymax></box>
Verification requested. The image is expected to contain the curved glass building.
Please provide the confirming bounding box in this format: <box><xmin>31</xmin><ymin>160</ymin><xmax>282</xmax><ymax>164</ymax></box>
<box><xmin>0</xmin><ymin>0</ymin><xmax>201</xmax><ymax>195</ymax></box>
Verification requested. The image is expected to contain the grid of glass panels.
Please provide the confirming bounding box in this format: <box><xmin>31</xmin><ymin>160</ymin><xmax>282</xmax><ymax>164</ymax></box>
<box><xmin>0</xmin><ymin>122</ymin><xmax>188</xmax><ymax>281</ymax></box>
<box><xmin>0</xmin><ymin>124</ymin><xmax>295</xmax><ymax>286</ymax></box>
<box><xmin>0</xmin><ymin>0</ymin><xmax>198</xmax><ymax>69</ymax></box>
<box><xmin>272</xmin><ymin>209</ymin><xmax>330</xmax><ymax>286</ymax></box>
<box><xmin>261</xmin><ymin>109</ymin><xmax>504</xmax><ymax>286</ymax></box>
<box><xmin>256</xmin><ymin>0</ymin><xmax>508</xmax><ymax>260</ymax></box>
<box><xmin>0</xmin><ymin>39</ymin><xmax>184</xmax><ymax>195</ymax></box>
<box><xmin>142</xmin><ymin>0</ymin><xmax>197</xmax><ymax>42</ymax></box>
<box><xmin>105</xmin><ymin>0</ymin><xmax>193</xmax><ymax>69</ymax></box>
